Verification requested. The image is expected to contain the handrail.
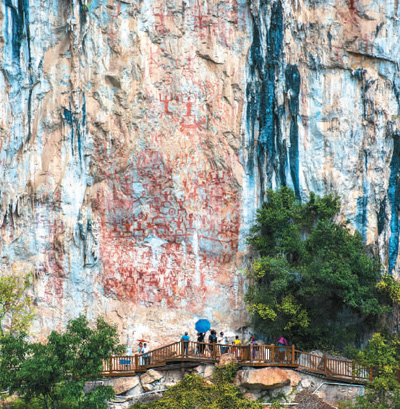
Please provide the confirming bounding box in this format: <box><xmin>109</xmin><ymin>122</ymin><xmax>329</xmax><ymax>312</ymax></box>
<box><xmin>102</xmin><ymin>341</ymin><xmax>376</xmax><ymax>383</ymax></box>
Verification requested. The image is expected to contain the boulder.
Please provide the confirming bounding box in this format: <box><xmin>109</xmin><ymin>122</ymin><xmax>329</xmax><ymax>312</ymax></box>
<box><xmin>105</xmin><ymin>376</ymin><xmax>140</xmax><ymax>395</ymax></box>
<box><xmin>140</xmin><ymin>369</ymin><xmax>164</xmax><ymax>385</ymax></box>
<box><xmin>203</xmin><ymin>365</ymin><xmax>214</xmax><ymax>379</ymax></box>
<box><xmin>142</xmin><ymin>383</ymin><xmax>154</xmax><ymax>392</ymax></box>
<box><xmin>163</xmin><ymin>369</ymin><xmax>183</xmax><ymax>387</ymax></box>
<box><xmin>194</xmin><ymin>365</ymin><xmax>204</xmax><ymax>374</ymax></box>
<box><xmin>300</xmin><ymin>378</ymin><xmax>312</xmax><ymax>389</ymax></box>
<box><xmin>217</xmin><ymin>353</ymin><xmax>236</xmax><ymax>366</ymax></box>
<box><xmin>237</xmin><ymin>367</ymin><xmax>300</xmax><ymax>390</ymax></box>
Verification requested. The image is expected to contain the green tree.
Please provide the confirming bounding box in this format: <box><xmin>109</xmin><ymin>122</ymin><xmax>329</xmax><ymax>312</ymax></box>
<box><xmin>131</xmin><ymin>363</ymin><xmax>262</xmax><ymax>409</ymax></box>
<box><xmin>0</xmin><ymin>271</ymin><xmax>35</xmax><ymax>336</ymax></box>
<box><xmin>0</xmin><ymin>315</ymin><xmax>124</xmax><ymax>409</ymax></box>
<box><xmin>245</xmin><ymin>187</ymin><xmax>387</xmax><ymax>350</ymax></box>
<box><xmin>340</xmin><ymin>333</ymin><xmax>400</xmax><ymax>409</ymax></box>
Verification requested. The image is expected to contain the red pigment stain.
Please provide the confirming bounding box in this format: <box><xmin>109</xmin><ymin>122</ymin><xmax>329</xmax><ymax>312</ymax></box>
<box><xmin>97</xmin><ymin>149</ymin><xmax>240</xmax><ymax>312</ymax></box>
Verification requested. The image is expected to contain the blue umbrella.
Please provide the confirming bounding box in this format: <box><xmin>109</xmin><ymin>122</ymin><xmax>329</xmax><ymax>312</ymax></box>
<box><xmin>195</xmin><ymin>319</ymin><xmax>211</xmax><ymax>333</ymax></box>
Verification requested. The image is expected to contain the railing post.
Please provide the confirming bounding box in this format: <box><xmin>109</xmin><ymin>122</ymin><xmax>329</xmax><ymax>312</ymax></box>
<box><xmin>250</xmin><ymin>344</ymin><xmax>253</xmax><ymax>364</ymax></box>
<box><xmin>323</xmin><ymin>356</ymin><xmax>327</xmax><ymax>374</ymax></box>
<box><xmin>272</xmin><ymin>345</ymin><xmax>275</xmax><ymax>363</ymax></box>
<box><xmin>369</xmin><ymin>367</ymin><xmax>373</xmax><ymax>382</ymax></box>
<box><xmin>109</xmin><ymin>357</ymin><xmax>113</xmax><ymax>375</ymax></box>
<box><xmin>292</xmin><ymin>345</ymin><xmax>295</xmax><ymax>365</ymax></box>
<box><xmin>135</xmin><ymin>354</ymin><xmax>139</xmax><ymax>369</ymax></box>
<box><xmin>352</xmin><ymin>360</ymin><xmax>356</xmax><ymax>381</ymax></box>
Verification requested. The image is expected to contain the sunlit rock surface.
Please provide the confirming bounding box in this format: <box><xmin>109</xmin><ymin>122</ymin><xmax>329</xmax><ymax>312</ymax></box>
<box><xmin>0</xmin><ymin>0</ymin><xmax>399</xmax><ymax>341</ymax></box>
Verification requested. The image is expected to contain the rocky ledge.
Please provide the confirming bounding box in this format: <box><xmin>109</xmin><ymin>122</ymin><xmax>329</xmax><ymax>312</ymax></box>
<box><xmin>106</xmin><ymin>364</ymin><xmax>362</xmax><ymax>408</ymax></box>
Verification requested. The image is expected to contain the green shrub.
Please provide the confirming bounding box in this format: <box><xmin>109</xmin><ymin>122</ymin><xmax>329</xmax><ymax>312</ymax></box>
<box><xmin>130</xmin><ymin>363</ymin><xmax>262</xmax><ymax>409</ymax></box>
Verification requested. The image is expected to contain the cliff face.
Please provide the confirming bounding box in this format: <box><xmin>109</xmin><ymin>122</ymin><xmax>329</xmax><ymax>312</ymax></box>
<box><xmin>244</xmin><ymin>0</ymin><xmax>400</xmax><ymax>274</ymax></box>
<box><xmin>0</xmin><ymin>0</ymin><xmax>399</xmax><ymax>342</ymax></box>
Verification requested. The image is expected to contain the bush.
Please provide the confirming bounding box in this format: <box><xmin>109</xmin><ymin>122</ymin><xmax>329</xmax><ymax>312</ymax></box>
<box><xmin>130</xmin><ymin>363</ymin><xmax>262</xmax><ymax>409</ymax></box>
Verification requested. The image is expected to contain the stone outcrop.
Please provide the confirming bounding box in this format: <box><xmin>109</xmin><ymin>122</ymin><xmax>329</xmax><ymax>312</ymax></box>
<box><xmin>236</xmin><ymin>367</ymin><xmax>301</xmax><ymax>390</ymax></box>
<box><xmin>140</xmin><ymin>369</ymin><xmax>164</xmax><ymax>392</ymax></box>
<box><xmin>1</xmin><ymin>0</ymin><xmax>400</xmax><ymax>340</ymax></box>
<box><xmin>105</xmin><ymin>377</ymin><xmax>140</xmax><ymax>395</ymax></box>
<box><xmin>217</xmin><ymin>352</ymin><xmax>236</xmax><ymax>366</ymax></box>
<box><xmin>106</xmin><ymin>365</ymin><xmax>360</xmax><ymax>408</ymax></box>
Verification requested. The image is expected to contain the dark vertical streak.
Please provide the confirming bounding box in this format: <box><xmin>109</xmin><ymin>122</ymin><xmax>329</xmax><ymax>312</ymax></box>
<box><xmin>388</xmin><ymin>135</ymin><xmax>400</xmax><ymax>274</ymax></box>
<box><xmin>285</xmin><ymin>64</ymin><xmax>301</xmax><ymax>199</ymax></box>
<box><xmin>246</xmin><ymin>0</ymin><xmax>286</xmax><ymax>200</ymax></box>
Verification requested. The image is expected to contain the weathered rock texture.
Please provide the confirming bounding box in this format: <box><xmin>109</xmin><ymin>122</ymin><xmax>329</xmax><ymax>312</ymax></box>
<box><xmin>0</xmin><ymin>0</ymin><xmax>400</xmax><ymax>339</ymax></box>
<box><xmin>236</xmin><ymin>367</ymin><xmax>301</xmax><ymax>390</ymax></box>
<box><xmin>105</xmin><ymin>365</ymin><xmax>360</xmax><ymax>408</ymax></box>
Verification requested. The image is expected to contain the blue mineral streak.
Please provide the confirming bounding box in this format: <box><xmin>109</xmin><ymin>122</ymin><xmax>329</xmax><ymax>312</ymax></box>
<box><xmin>388</xmin><ymin>134</ymin><xmax>400</xmax><ymax>274</ymax></box>
<box><xmin>355</xmin><ymin>152</ymin><xmax>369</xmax><ymax>241</ymax></box>
<box><xmin>285</xmin><ymin>64</ymin><xmax>301</xmax><ymax>200</ymax></box>
<box><xmin>245</xmin><ymin>0</ymin><xmax>300</xmax><ymax>201</ymax></box>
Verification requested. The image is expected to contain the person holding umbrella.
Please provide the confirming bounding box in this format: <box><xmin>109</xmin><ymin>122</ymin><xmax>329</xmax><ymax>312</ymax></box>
<box><xmin>195</xmin><ymin>319</ymin><xmax>211</xmax><ymax>356</ymax></box>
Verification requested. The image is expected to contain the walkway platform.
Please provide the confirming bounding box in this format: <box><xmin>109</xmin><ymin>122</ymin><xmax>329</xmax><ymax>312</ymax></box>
<box><xmin>102</xmin><ymin>340</ymin><xmax>373</xmax><ymax>384</ymax></box>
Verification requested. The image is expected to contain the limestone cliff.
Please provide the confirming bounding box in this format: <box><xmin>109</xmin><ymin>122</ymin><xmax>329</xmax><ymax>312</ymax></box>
<box><xmin>0</xmin><ymin>0</ymin><xmax>399</xmax><ymax>342</ymax></box>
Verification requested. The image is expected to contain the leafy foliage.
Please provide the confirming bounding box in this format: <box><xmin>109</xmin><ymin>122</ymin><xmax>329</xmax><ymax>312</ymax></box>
<box><xmin>340</xmin><ymin>333</ymin><xmax>400</xmax><ymax>409</ymax></box>
<box><xmin>0</xmin><ymin>315</ymin><xmax>124</xmax><ymax>409</ymax></box>
<box><xmin>0</xmin><ymin>271</ymin><xmax>35</xmax><ymax>336</ymax></box>
<box><xmin>245</xmin><ymin>187</ymin><xmax>387</xmax><ymax>350</ymax></box>
<box><xmin>131</xmin><ymin>363</ymin><xmax>262</xmax><ymax>409</ymax></box>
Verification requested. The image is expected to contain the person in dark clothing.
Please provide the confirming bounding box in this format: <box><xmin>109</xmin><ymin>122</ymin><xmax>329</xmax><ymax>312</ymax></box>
<box><xmin>197</xmin><ymin>332</ymin><xmax>205</xmax><ymax>354</ymax></box>
<box><xmin>208</xmin><ymin>329</ymin><xmax>217</xmax><ymax>352</ymax></box>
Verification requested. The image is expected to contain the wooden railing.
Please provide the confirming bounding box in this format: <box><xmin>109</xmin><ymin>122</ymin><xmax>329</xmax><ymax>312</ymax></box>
<box><xmin>102</xmin><ymin>341</ymin><xmax>377</xmax><ymax>383</ymax></box>
<box><xmin>294</xmin><ymin>350</ymin><xmax>372</xmax><ymax>382</ymax></box>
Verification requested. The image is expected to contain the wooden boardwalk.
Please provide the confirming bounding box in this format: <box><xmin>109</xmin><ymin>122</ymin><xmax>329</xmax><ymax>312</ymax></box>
<box><xmin>102</xmin><ymin>340</ymin><xmax>375</xmax><ymax>384</ymax></box>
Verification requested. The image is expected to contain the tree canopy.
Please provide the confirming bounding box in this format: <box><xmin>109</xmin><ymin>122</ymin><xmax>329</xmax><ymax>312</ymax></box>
<box><xmin>0</xmin><ymin>315</ymin><xmax>124</xmax><ymax>409</ymax></box>
<box><xmin>0</xmin><ymin>271</ymin><xmax>35</xmax><ymax>336</ymax></box>
<box><xmin>245</xmin><ymin>187</ymin><xmax>389</xmax><ymax>350</ymax></box>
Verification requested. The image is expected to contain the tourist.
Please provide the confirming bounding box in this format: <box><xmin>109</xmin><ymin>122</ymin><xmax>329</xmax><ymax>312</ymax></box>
<box><xmin>234</xmin><ymin>335</ymin><xmax>242</xmax><ymax>359</ymax></box>
<box><xmin>143</xmin><ymin>342</ymin><xmax>150</xmax><ymax>365</ymax></box>
<box><xmin>277</xmin><ymin>336</ymin><xmax>288</xmax><ymax>362</ymax></box>
<box><xmin>208</xmin><ymin>329</ymin><xmax>217</xmax><ymax>353</ymax></box>
<box><xmin>218</xmin><ymin>331</ymin><xmax>225</xmax><ymax>354</ymax></box>
<box><xmin>197</xmin><ymin>332</ymin><xmax>205</xmax><ymax>355</ymax></box>
<box><xmin>181</xmin><ymin>331</ymin><xmax>190</xmax><ymax>356</ymax></box>
<box><xmin>138</xmin><ymin>342</ymin><xmax>144</xmax><ymax>366</ymax></box>
<box><xmin>223</xmin><ymin>335</ymin><xmax>229</xmax><ymax>354</ymax></box>
<box><xmin>249</xmin><ymin>336</ymin><xmax>257</xmax><ymax>359</ymax></box>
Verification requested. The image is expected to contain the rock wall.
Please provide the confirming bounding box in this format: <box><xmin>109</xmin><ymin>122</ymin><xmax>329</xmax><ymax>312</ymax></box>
<box><xmin>105</xmin><ymin>365</ymin><xmax>361</xmax><ymax>408</ymax></box>
<box><xmin>244</xmin><ymin>0</ymin><xmax>400</xmax><ymax>272</ymax></box>
<box><xmin>0</xmin><ymin>0</ymin><xmax>400</xmax><ymax>340</ymax></box>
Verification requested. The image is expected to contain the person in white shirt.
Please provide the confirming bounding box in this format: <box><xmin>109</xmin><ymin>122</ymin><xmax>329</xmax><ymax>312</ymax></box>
<box><xmin>138</xmin><ymin>342</ymin><xmax>144</xmax><ymax>366</ymax></box>
<box><xmin>218</xmin><ymin>332</ymin><xmax>225</xmax><ymax>354</ymax></box>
